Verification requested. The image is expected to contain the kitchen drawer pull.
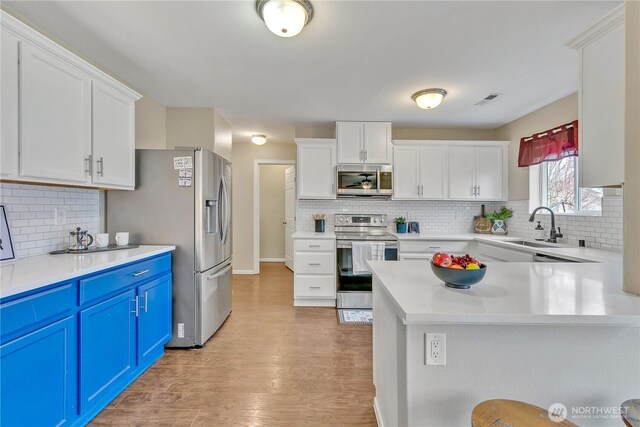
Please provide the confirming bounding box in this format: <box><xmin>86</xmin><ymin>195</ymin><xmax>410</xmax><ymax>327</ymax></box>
<box><xmin>206</xmin><ymin>265</ymin><xmax>232</xmax><ymax>280</ymax></box>
<box><xmin>308</xmin><ymin>263</ymin><xmax>321</xmax><ymax>266</ymax></box>
<box><xmin>428</xmin><ymin>246</ymin><xmax>441</xmax><ymax>250</ymax></box>
<box><xmin>308</xmin><ymin>244</ymin><xmax>321</xmax><ymax>248</ymax></box>
<box><xmin>132</xmin><ymin>269</ymin><xmax>150</xmax><ymax>277</ymax></box>
<box><xmin>309</xmin><ymin>286</ymin><xmax>322</xmax><ymax>289</ymax></box>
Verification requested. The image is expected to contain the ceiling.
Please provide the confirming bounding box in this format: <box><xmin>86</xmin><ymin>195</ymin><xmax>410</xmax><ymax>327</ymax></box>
<box><xmin>3</xmin><ymin>1</ymin><xmax>619</xmax><ymax>145</ymax></box>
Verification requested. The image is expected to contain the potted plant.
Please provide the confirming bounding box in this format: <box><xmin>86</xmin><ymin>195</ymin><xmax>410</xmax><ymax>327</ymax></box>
<box><xmin>394</xmin><ymin>217</ymin><xmax>407</xmax><ymax>233</ymax></box>
<box><xmin>487</xmin><ymin>207</ymin><xmax>513</xmax><ymax>235</ymax></box>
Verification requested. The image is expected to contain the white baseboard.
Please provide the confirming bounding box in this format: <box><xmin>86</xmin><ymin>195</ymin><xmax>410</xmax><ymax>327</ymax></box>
<box><xmin>373</xmin><ymin>397</ymin><xmax>384</xmax><ymax>427</ymax></box>
<box><xmin>259</xmin><ymin>258</ymin><xmax>285</xmax><ymax>262</ymax></box>
<box><xmin>232</xmin><ymin>270</ymin><xmax>258</xmax><ymax>275</ymax></box>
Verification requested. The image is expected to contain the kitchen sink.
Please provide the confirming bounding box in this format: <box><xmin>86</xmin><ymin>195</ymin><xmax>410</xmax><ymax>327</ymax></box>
<box><xmin>507</xmin><ymin>240</ymin><xmax>558</xmax><ymax>248</ymax></box>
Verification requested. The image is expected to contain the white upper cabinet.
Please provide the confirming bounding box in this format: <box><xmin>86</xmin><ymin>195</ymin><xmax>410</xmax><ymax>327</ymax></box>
<box><xmin>448</xmin><ymin>146</ymin><xmax>477</xmax><ymax>200</ymax></box>
<box><xmin>0</xmin><ymin>11</ymin><xmax>141</xmax><ymax>189</ymax></box>
<box><xmin>1</xmin><ymin>28</ymin><xmax>19</xmax><ymax>179</ymax></box>
<box><xmin>568</xmin><ymin>5</ymin><xmax>625</xmax><ymax>187</ymax></box>
<box><xmin>336</xmin><ymin>121</ymin><xmax>391</xmax><ymax>164</ymax></box>
<box><xmin>393</xmin><ymin>143</ymin><xmax>448</xmax><ymax>200</ymax></box>
<box><xmin>92</xmin><ymin>81</ymin><xmax>136</xmax><ymax>188</ymax></box>
<box><xmin>393</xmin><ymin>146</ymin><xmax>420</xmax><ymax>199</ymax></box>
<box><xmin>449</xmin><ymin>144</ymin><xmax>507</xmax><ymax>201</ymax></box>
<box><xmin>19</xmin><ymin>42</ymin><xmax>92</xmax><ymax>184</ymax></box>
<box><xmin>296</xmin><ymin>139</ymin><xmax>337</xmax><ymax>200</ymax></box>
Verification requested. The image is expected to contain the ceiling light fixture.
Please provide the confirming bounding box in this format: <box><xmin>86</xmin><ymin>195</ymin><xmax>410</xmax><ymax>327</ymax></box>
<box><xmin>252</xmin><ymin>134</ymin><xmax>267</xmax><ymax>145</ymax></box>
<box><xmin>411</xmin><ymin>88</ymin><xmax>447</xmax><ymax>110</ymax></box>
<box><xmin>256</xmin><ymin>0</ymin><xmax>313</xmax><ymax>38</ymax></box>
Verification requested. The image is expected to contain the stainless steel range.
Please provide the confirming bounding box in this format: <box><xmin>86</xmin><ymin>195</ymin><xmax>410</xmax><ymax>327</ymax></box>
<box><xmin>335</xmin><ymin>214</ymin><xmax>398</xmax><ymax>308</ymax></box>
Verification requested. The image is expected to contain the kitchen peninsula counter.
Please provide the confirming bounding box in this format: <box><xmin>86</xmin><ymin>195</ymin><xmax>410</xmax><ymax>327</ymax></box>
<box><xmin>369</xmin><ymin>260</ymin><xmax>640</xmax><ymax>427</ymax></box>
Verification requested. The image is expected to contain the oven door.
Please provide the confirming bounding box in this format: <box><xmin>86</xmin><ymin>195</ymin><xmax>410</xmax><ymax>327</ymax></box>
<box><xmin>336</xmin><ymin>240</ymin><xmax>397</xmax><ymax>308</ymax></box>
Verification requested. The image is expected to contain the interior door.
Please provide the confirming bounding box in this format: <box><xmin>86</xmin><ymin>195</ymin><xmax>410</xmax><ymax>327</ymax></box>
<box><xmin>195</xmin><ymin>149</ymin><xmax>223</xmax><ymax>272</ymax></box>
<box><xmin>285</xmin><ymin>166</ymin><xmax>296</xmax><ymax>271</ymax></box>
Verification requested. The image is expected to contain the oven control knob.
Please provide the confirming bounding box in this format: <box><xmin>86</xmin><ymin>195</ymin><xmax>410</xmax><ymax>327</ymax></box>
<box><xmin>373</xmin><ymin>219</ymin><xmax>378</xmax><ymax>224</ymax></box>
<box><xmin>346</xmin><ymin>218</ymin><xmax>351</xmax><ymax>223</ymax></box>
<box><xmin>338</xmin><ymin>217</ymin><xmax>344</xmax><ymax>223</ymax></box>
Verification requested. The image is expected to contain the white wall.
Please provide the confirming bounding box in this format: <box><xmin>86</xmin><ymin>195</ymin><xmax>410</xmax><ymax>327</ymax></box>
<box><xmin>259</xmin><ymin>165</ymin><xmax>288</xmax><ymax>260</ymax></box>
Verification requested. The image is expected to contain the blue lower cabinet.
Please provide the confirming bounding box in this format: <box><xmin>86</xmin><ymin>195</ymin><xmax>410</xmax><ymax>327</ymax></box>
<box><xmin>0</xmin><ymin>316</ymin><xmax>77</xmax><ymax>427</ymax></box>
<box><xmin>138</xmin><ymin>274</ymin><xmax>172</xmax><ymax>366</ymax></box>
<box><xmin>79</xmin><ymin>289</ymin><xmax>136</xmax><ymax>412</ymax></box>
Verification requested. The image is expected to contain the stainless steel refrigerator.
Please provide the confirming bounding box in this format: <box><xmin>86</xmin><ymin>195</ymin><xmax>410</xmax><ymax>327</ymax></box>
<box><xmin>106</xmin><ymin>148</ymin><xmax>232</xmax><ymax>347</ymax></box>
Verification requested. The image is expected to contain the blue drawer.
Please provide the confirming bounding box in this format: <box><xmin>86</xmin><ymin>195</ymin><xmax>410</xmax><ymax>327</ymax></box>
<box><xmin>79</xmin><ymin>254</ymin><xmax>171</xmax><ymax>305</ymax></box>
<box><xmin>0</xmin><ymin>283</ymin><xmax>74</xmax><ymax>339</ymax></box>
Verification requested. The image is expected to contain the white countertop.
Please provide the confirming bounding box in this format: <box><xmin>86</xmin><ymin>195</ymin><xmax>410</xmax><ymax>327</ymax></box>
<box><xmin>292</xmin><ymin>231</ymin><xmax>336</xmax><ymax>239</ymax></box>
<box><xmin>392</xmin><ymin>232</ymin><xmax>621</xmax><ymax>264</ymax></box>
<box><xmin>368</xmin><ymin>260</ymin><xmax>640</xmax><ymax>326</ymax></box>
<box><xmin>0</xmin><ymin>245</ymin><xmax>175</xmax><ymax>299</ymax></box>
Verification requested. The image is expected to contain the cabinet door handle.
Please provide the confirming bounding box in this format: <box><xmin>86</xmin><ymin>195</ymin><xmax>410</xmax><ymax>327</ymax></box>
<box><xmin>359</xmin><ymin>150</ymin><xmax>363</xmax><ymax>161</ymax></box>
<box><xmin>131</xmin><ymin>296</ymin><xmax>139</xmax><ymax>317</ymax></box>
<box><xmin>364</xmin><ymin>150</ymin><xmax>367</xmax><ymax>162</ymax></box>
<box><xmin>309</xmin><ymin>263</ymin><xmax>321</xmax><ymax>266</ymax></box>
<box><xmin>132</xmin><ymin>269</ymin><xmax>150</xmax><ymax>277</ymax></box>
<box><xmin>139</xmin><ymin>291</ymin><xmax>148</xmax><ymax>313</ymax></box>
<box><xmin>97</xmin><ymin>156</ymin><xmax>104</xmax><ymax>176</ymax></box>
<box><xmin>477</xmin><ymin>185</ymin><xmax>480</xmax><ymax>197</ymax></box>
<box><xmin>84</xmin><ymin>155</ymin><xmax>92</xmax><ymax>175</ymax></box>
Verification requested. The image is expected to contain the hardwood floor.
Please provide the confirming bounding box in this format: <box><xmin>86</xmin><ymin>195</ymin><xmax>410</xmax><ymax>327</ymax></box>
<box><xmin>91</xmin><ymin>263</ymin><xmax>377</xmax><ymax>426</ymax></box>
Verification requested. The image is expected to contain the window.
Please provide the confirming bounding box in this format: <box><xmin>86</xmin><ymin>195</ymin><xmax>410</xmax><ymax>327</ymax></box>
<box><xmin>541</xmin><ymin>156</ymin><xmax>602</xmax><ymax>214</ymax></box>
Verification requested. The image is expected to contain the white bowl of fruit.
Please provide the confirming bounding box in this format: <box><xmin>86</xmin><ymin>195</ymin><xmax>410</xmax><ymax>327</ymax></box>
<box><xmin>430</xmin><ymin>253</ymin><xmax>487</xmax><ymax>289</ymax></box>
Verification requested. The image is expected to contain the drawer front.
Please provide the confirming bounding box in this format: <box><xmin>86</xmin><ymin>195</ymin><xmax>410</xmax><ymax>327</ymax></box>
<box><xmin>399</xmin><ymin>240</ymin><xmax>469</xmax><ymax>254</ymax></box>
<box><xmin>295</xmin><ymin>239</ymin><xmax>335</xmax><ymax>252</ymax></box>
<box><xmin>0</xmin><ymin>283</ymin><xmax>74</xmax><ymax>338</ymax></box>
<box><xmin>477</xmin><ymin>243</ymin><xmax>533</xmax><ymax>262</ymax></box>
<box><xmin>79</xmin><ymin>254</ymin><xmax>171</xmax><ymax>305</ymax></box>
<box><xmin>295</xmin><ymin>253</ymin><xmax>335</xmax><ymax>275</ymax></box>
<box><xmin>295</xmin><ymin>276</ymin><xmax>336</xmax><ymax>298</ymax></box>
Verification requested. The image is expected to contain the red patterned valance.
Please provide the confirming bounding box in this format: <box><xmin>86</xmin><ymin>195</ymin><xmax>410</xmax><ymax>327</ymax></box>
<box><xmin>518</xmin><ymin>120</ymin><xmax>579</xmax><ymax>167</ymax></box>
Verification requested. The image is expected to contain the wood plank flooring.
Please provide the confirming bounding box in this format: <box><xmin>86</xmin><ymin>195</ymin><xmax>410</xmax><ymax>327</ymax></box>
<box><xmin>91</xmin><ymin>263</ymin><xmax>377</xmax><ymax>426</ymax></box>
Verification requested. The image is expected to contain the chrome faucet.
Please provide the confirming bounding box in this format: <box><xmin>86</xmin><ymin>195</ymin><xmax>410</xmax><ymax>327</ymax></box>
<box><xmin>529</xmin><ymin>206</ymin><xmax>563</xmax><ymax>243</ymax></box>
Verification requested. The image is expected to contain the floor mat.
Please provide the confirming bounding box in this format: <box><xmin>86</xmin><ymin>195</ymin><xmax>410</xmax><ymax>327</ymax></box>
<box><xmin>337</xmin><ymin>309</ymin><xmax>373</xmax><ymax>325</ymax></box>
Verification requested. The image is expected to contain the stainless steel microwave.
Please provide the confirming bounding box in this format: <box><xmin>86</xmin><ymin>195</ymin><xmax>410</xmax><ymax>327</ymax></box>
<box><xmin>336</xmin><ymin>165</ymin><xmax>393</xmax><ymax>198</ymax></box>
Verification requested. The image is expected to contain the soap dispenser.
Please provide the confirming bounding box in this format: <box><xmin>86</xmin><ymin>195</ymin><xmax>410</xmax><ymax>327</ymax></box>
<box><xmin>535</xmin><ymin>221</ymin><xmax>545</xmax><ymax>241</ymax></box>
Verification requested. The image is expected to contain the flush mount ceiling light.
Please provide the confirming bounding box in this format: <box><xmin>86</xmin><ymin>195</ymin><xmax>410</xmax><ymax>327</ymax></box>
<box><xmin>251</xmin><ymin>134</ymin><xmax>267</xmax><ymax>145</ymax></box>
<box><xmin>411</xmin><ymin>88</ymin><xmax>447</xmax><ymax>110</ymax></box>
<box><xmin>256</xmin><ymin>0</ymin><xmax>313</xmax><ymax>38</ymax></box>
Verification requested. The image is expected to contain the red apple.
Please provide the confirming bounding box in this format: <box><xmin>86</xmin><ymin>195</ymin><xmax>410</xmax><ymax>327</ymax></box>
<box><xmin>432</xmin><ymin>252</ymin><xmax>452</xmax><ymax>268</ymax></box>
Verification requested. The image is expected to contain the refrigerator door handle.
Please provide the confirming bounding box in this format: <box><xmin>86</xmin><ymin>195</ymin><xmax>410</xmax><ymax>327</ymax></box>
<box><xmin>218</xmin><ymin>178</ymin><xmax>225</xmax><ymax>244</ymax></box>
<box><xmin>222</xmin><ymin>176</ymin><xmax>231</xmax><ymax>245</ymax></box>
<box><xmin>206</xmin><ymin>264</ymin><xmax>232</xmax><ymax>280</ymax></box>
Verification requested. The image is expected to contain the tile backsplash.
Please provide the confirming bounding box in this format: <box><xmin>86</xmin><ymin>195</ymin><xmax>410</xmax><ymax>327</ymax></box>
<box><xmin>297</xmin><ymin>195</ymin><xmax>623</xmax><ymax>251</ymax></box>
<box><xmin>297</xmin><ymin>199</ymin><xmax>498</xmax><ymax>234</ymax></box>
<box><xmin>0</xmin><ymin>183</ymin><xmax>99</xmax><ymax>258</ymax></box>
<box><xmin>504</xmin><ymin>197</ymin><xmax>623</xmax><ymax>250</ymax></box>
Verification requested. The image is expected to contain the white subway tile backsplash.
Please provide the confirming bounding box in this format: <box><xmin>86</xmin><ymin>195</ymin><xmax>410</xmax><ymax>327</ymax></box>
<box><xmin>0</xmin><ymin>183</ymin><xmax>99</xmax><ymax>258</ymax></box>
<box><xmin>296</xmin><ymin>195</ymin><xmax>623</xmax><ymax>251</ymax></box>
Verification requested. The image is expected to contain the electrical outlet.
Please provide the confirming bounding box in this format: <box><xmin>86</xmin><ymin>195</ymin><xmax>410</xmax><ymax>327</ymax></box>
<box><xmin>425</xmin><ymin>333</ymin><xmax>446</xmax><ymax>365</ymax></box>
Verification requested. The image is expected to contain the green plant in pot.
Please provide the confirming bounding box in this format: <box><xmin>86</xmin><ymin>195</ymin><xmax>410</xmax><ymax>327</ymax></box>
<box><xmin>394</xmin><ymin>217</ymin><xmax>407</xmax><ymax>233</ymax></box>
<box><xmin>487</xmin><ymin>207</ymin><xmax>513</xmax><ymax>235</ymax></box>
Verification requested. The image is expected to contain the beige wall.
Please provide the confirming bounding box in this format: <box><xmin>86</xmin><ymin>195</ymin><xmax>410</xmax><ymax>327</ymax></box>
<box><xmin>624</xmin><ymin>1</ymin><xmax>640</xmax><ymax>295</ymax></box>
<box><xmin>392</xmin><ymin>127</ymin><xmax>497</xmax><ymax>141</ymax></box>
<box><xmin>232</xmin><ymin>142</ymin><xmax>297</xmax><ymax>272</ymax></box>
<box><xmin>259</xmin><ymin>165</ymin><xmax>288</xmax><ymax>259</ymax></box>
<box><xmin>166</xmin><ymin>107</ymin><xmax>215</xmax><ymax>152</ymax></box>
<box><xmin>495</xmin><ymin>93</ymin><xmax>578</xmax><ymax>200</ymax></box>
<box><xmin>135</xmin><ymin>96</ymin><xmax>167</xmax><ymax>149</ymax></box>
<box><xmin>214</xmin><ymin>110</ymin><xmax>233</xmax><ymax>161</ymax></box>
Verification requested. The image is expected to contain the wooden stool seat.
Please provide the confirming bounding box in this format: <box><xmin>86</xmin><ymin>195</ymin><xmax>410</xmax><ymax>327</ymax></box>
<box><xmin>472</xmin><ymin>399</ymin><xmax>578</xmax><ymax>427</ymax></box>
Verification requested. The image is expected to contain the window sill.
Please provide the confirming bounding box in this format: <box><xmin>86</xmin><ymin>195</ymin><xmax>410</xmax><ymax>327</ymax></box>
<box><xmin>529</xmin><ymin>210</ymin><xmax>602</xmax><ymax>218</ymax></box>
